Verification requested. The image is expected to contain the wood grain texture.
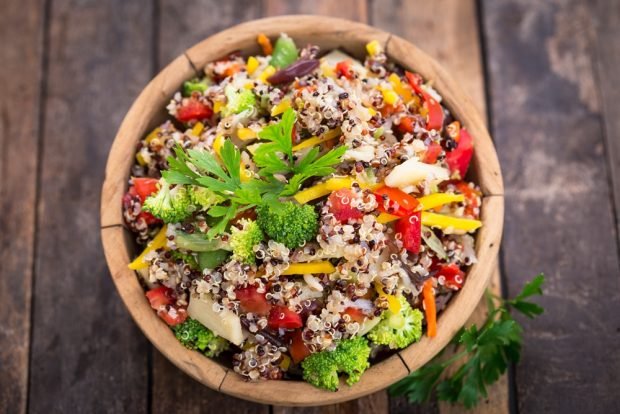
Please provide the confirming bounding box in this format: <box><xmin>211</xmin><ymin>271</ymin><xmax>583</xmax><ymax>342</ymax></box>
<box><xmin>482</xmin><ymin>0</ymin><xmax>620</xmax><ymax>412</ymax></box>
<box><xmin>0</xmin><ymin>0</ymin><xmax>44</xmax><ymax>413</ymax></box>
<box><xmin>102</xmin><ymin>14</ymin><xmax>503</xmax><ymax>408</ymax></box>
<box><xmin>152</xmin><ymin>3</ymin><xmax>264</xmax><ymax>413</ymax></box>
<box><xmin>28</xmin><ymin>1</ymin><xmax>153</xmax><ymax>412</ymax></box>
<box><xmin>593</xmin><ymin>0</ymin><xmax>620</xmax><ymax>241</ymax></box>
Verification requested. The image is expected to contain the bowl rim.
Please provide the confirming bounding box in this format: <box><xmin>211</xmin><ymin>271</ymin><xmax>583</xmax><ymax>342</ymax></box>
<box><xmin>100</xmin><ymin>15</ymin><xmax>504</xmax><ymax>406</ymax></box>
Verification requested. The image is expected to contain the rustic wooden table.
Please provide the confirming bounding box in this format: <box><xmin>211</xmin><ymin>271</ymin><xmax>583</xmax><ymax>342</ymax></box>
<box><xmin>2</xmin><ymin>0</ymin><xmax>619</xmax><ymax>413</ymax></box>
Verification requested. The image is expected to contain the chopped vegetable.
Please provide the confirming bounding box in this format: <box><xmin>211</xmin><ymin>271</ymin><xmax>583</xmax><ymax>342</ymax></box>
<box><xmin>281</xmin><ymin>261</ymin><xmax>336</xmax><ymax>275</ymax></box>
<box><xmin>395</xmin><ymin>212</ymin><xmax>422</xmax><ymax>253</ymax></box>
<box><xmin>223</xmin><ymin>84</ymin><xmax>256</xmax><ymax>115</ymax></box>
<box><xmin>301</xmin><ymin>337</ymin><xmax>371</xmax><ymax>391</ymax></box>
<box><xmin>268</xmin><ymin>59</ymin><xmax>320</xmax><ymax>85</ymax></box>
<box><xmin>133</xmin><ymin>177</ymin><xmax>160</xmax><ymax>201</ymax></box>
<box><xmin>142</xmin><ymin>178</ymin><xmax>193</xmax><ymax>223</ymax></box>
<box><xmin>367</xmin><ymin>296</ymin><xmax>423</xmax><ymax>349</ymax></box>
<box><xmin>173</xmin><ymin>318</ymin><xmax>229</xmax><ymax>357</ymax></box>
<box><xmin>257</xmin><ymin>33</ymin><xmax>273</xmax><ymax>55</ymax></box>
<box><xmin>128</xmin><ymin>225</ymin><xmax>168</xmax><ymax>270</ymax></box>
<box><xmin>270</xmin><ymin>34</ymin><xmax>298</xmax><ymax>69</ymax></box>
<box><xmin>375</xmin><ymin>283</ymin><xmax>402</xmax><ymax>314</ymax></box>
<box><xmin>384</xmin><ymin>158</ymin><xmax>450</xmax><ymax>188</ymax></box>
<box><xmin>421</xmin><ymin>212</ymin><xmax>482</xmax><ymax>233</ymax></box>
<box><xmin>417</xmin><ymin>193</ymin><xmax>465</xmax><ymax>211</ymax></box>
<box><xmin>420</xmin><ymin>226</ymin><xmax>447</xmax><ymax>259</ymax></box>
<box><xmin>289</xmin><ymin>330</ymin><xmax>311</xmax><ymax>363</ymax></box>
<box><xmin>174</xmin><ymin>232</ymin><xmax>231</xmax><ymax>252</ymax></box>
<box><xmin>375</xmin><ymin>186</ymin><xmax>420</xmax><ymax>217</ymax></box>
<box><xmin>187</xmin><ymin>294</ymin><xmax>244</xmax><ymax>345</ymax></box>
<box><xmin>422</xmin><ymin>280</ymin><xmax>437</xmax><ymax>338</ymax></box>
<box><xmin>235</xmin><ymin>285</ymin><xmax>271</xmax><ymax>316</ymax></box>
<box><xmin>328</xmin><ymin>188</ymin><xmax>364</xmax><ymax>223</ymax></box>
<box><xmin>268</xmin><ymin>305</ymin><xmax>303</xmax><ymax>329</ymax></box>
<box><xmin>446</xmin><ymin>127</ymin><xmax>474</xmax><ymax>179</ymax></box>
<box><xmin>197</xmin><ymin>250</ymin><xmax>230</xmax><ymax>270</ymax></box>
<box><xmin>246</xmin><ymin>56</ymin><xmax>259</xmax><ymax>74</ymax></box>
<box><xmin>257</xmin><ymin>201</ymin><xmax>318</xmax><ymax>248</ymax></box>
<box><xmin>182</xmin><ymin>78</ymin><xmax>208</xmax><ymax>96</ymax></box>
<box><xmin>175</xmin><ymin>97</ymin><xmax>213</xmax><ymax>122</ymax></box>
<box><xmin>229</xmin><ymin>218</ymin><xmax>263</xmax><ymax>264</ymax></box>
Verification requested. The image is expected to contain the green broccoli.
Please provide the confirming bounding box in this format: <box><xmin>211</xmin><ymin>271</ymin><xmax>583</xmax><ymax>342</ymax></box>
<box><xmin>367</xmin><ymin>296</ymin><xmax>423</xmax><ymax>349</ymax></box>
<box><xmin>173</xmin><ymin>318</ymin><xmax>229</xmax><ymax>357</ymax></box>
<box><xmin>301</xmin><ymin>336</ymin><xmax>371</xmax><ymax>391</ymax></box>
<box><xmin>142</xmin><ymin>178</ymin><xmax>193</xmax><ymax>223</ymax></box>
<box><xmin>188</xmin><ymin>186</ymin><xmax>224</xmax><ymax>211</ymax></box>
<box><xmin>223</xmin><ymin>84</ymin><xmax>256</xmax><ymax>115</ymax></box>
<box><xmin>229</xmin><ymin>219</ymin><xmax>263</xmax><ymax>264</ymax></box>
<box><xmin>257</xmin><ymin>201</ymin><xmax>318</xmax><ymax>248</ymax></box>
<box><xmin>182</xmin><ymin>78</ymin><xmax>209</xmax><ymax>96</ymax></box>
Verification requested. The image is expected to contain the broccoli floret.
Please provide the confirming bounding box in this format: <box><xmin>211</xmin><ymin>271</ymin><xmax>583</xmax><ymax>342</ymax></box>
<box><xmin>173</xmin><ymin>318</ymin><xmax>229</xmax><ymax>357</ymax></box>
<box><xmin>223</xmin><ymin>85</ymin><xmax>256</xmax><ymax>115</ymax></box>
<box><xmin>188</xmin><ymin>186</ymin><xmax>224</xmax><ymax>211</ymax></box>
<box><xmin>142</xmin><ymin>178</ymin><xmax>193</xmax><ymax>223</ymax></box>
<box><xmin>182</xmin><ymin>78</ymin><xmax>209</xmax><ymax>96</ymax></box>
<box><xmin>367</xmin><ymin>296</ymin><xmax>423</xmax><ymax>349</ymax></box>
<box><xmin>301</xmin><ymin>336</ymin><xmax>371</xmax><ymax>391</ymax></box>
<box><xmin>229</xmin><ymin>219</ymin><xmax>263</xmax><ymax>264</ymax></box>
<box><xmin>257</xmin><ymin>201</ymin><xmax>318</xmax><ymax>248</ymax></box>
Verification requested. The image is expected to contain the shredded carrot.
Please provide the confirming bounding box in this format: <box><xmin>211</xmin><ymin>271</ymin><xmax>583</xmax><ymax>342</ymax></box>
<box><xmin>257</xmin><ymin>33</ymin><xmax>273</xmax><ymax>55</ymax></box>
<box><xmin>422</xmin><ymin>279</ymin><xmax>437</xmax><ymax>338</ymax></box>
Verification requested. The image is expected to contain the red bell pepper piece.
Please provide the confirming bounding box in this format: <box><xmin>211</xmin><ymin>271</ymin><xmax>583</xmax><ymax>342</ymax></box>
<box><xmin>445</xmin><ymin>127</ymin><xmax>474</xmax><ymax>179</ymax></box>
<box><xmin>405</xmin><ymin>71</ymin><xmax>444</xmax><ymax>131</ymax></box>
<box><xmin>422</xmin><ymin>142</ymin><xmax>442</xmax><ymax>164</ymax></box>
<box><xmin>397</xmin><ymin>116</ymin><xmax>415</xmax><ymax>134</ymax></box>
<box><xmin>133</xmin><ymin>177</ymin><xmax>160</xmax><ymax>202</ymax></box>
<box><xmin>124</xmin><ymin>183</ymin><xmax>162</xmax><ymax>226</ymax></box>
<box><xmin>175</xmin><ymin>97</ymin><xmax>213</xmax><ymax>122</ymax></box>
<box><xmin>343</xmin><ymin>307</ymin><xmax>366</xmax><ymax>324</ymax></box>
<box><xmin>268</xmin><ymin>306</ymin><xmax>303</xmax><ymax>329</ymax></box>
<box><xmin>235</xmin><ymin>285</ymin><xmax>271</xmax><ymax>316</ymax></box>
<box><xmin>328</xmin><ymin>188</ymin><xmax>364</xmax><ymax>223</ymax></box>
<box><xmin>436</xmin><ymin>263</ymin><xmax>466</xmax><ymax>290</ymax></box>
<box><xmin>146</xmin><ymin>286</ymin><xmax>187</xmax><ymax>326</ymax></box>
<box><xmin>394</xmin><ymin>212</ymin><xmax>422</xmax><ymax>253</ymax></box>
<box><xmin>289</xmin><ymin>330</ymin><xmax>311</xmax><ymax>364</ymax></box>
<box><xmin>335</xmin><ymin>61</ymin><xmax>354</xmax><ymax>80</ymax></box>
<box><xmin>374</xmin><ymin>186</ymin><xmax>420</xmax><ymax>217</ymax></box>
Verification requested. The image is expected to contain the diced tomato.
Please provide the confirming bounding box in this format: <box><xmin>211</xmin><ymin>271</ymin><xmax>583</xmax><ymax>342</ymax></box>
<box><xmin>446</xmin><ymin>127</ymin><xmax>473</xmax><ymax>179</ymax></box>
<box><xmin>435</xmin><ymin>263</ymin><xmax>466</xmax><ymax>290</ymax></box>
<box><xmin>175</xmin><ymin>98</ymin><xmax>213</xmax><ymax>123</ymax></box>
<box><xmin>268</xmin><ymin>306</ymin><xmax>303</xmax><ymax>330</ymax></box>
<box><xmin>343</xmin><ymin>307</ymin><xmax>366</xmax><ymax>324</ymax></box>
<box><xmin>133</xmin><ymin>177</ymin><xmax>160</xmax><ymax>202</ymax></box>
<box><xmin>235</xmin><ymin>285</ymin><xmax>271</xmax><ymax>316</ymax></box>
<box><xmin>289</xmin><ymin>330</ymin><xmax>311</xmax><ymax>364</ymax></box>
<box><xmin>159</xmin><ymin>307</ymin><xmax>188</xmax><ymax>326</ymax></box>
<box><xmin>328</xmin><ymin>189</ymin><xmax>364</xmax><ymax>223</ymax></box>
<box><xmin>454</xmin><ymin>181</ymin><xmax>481</xmax><ymax>218</ymax></box>
<box><xmin>423</xmin><ymin>142</ymin><xmax>442</xmax><ymax>164</ymax></box>
<box><xmin>374</xmin><ymin>186</ymin><xmax>420</xmax><ymax>217</ymax></box>
<box><xmin>405</xmin><ymin>71</ymin><xmax>444</xmax><ymax>131</ymax></box>
<box><xmin>397</xmin><ymin>116</ymin><xmax>414</xmax><ymax>134</ymax></box>
<box><xmin>335</xmin><ymin>61</ymin><xmax>354</xmax><ymax>80</ymax></box>
<box><xmin>395</xmin><ymin>212</ymin><xmax>421</xmax><ymax>253</ymax></box>
<box><xmin>146</xmin><ymin>286</ymin><xmax>173</xmax><ymax>310</ymax></box>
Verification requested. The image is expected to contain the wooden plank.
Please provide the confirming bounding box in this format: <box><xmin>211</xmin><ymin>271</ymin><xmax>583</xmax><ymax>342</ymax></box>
<box><xmin>152</xmin><ymin>2</ymin><xmax>267</xmax><ymax>414</ymax></box>
<box><xmin>594</xmin><ymin>0</ymin><xmax>620</xmax><ymax>240</ymax></box>
<box><xmin>264</xmin><ymin>2</ymin><xmax>386</xmax><ymax>413</ymax></box>
<box><xmin>373</xmin><ymin>1</ymin><xmax>506</xmax><ymax>413</ymax></box>
<box><xmin>27</xmin><ymin>1</ymin><xmax>153</xmax><ymax>412</ymax></box>
<box><xmin>0</xmin><ymin>0</ymin><xmax>45</xmax><ymax>413</ymax></box>
<box><xmin>481</xmin><ymin>0</ymin><xmax>620</xmax><ymax>412</ymax></box>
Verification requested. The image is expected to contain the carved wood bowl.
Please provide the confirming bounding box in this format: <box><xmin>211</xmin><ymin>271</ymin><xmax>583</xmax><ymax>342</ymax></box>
<box><xmin>100</xmin><ymin>15</ymin><xmax>504</xmax><ymax>406</ymax></box>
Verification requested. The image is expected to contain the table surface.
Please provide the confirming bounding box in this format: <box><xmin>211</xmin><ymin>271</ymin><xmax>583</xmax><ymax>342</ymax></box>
<box><xmin>2</xmin><ymin>0</ymin><xmax>620</xmax><ymax>413</ymax></box>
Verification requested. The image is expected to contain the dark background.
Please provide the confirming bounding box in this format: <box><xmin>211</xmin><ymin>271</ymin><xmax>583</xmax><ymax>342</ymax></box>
<box><xmin>1</xmin><ymin>0</ymin><xmax>619</xmax><ymax>413</ymax></box>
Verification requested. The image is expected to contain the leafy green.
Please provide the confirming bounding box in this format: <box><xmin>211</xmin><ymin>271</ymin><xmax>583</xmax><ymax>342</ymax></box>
<box><xmin>197</xmin><ymin>250</ymin><xmax>231</xmax><ymax>270</ymax></box>
<box><xmin>389</xmin><ymin>274</ymin><xmax>545</xmax><ymax>409</ymax></box>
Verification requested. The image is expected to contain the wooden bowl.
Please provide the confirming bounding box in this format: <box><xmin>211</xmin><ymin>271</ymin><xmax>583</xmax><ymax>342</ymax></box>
<box><xmin>100</xmin><ymin>15</ymin><xmax>504</xmax><ymax>406</ymax></box>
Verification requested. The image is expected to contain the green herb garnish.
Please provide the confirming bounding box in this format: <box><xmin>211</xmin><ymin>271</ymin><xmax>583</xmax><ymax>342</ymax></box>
<box><xmin>390</xmin><ymin>274</ymin><xmax>545</xmax><ymax>409</ymax></box>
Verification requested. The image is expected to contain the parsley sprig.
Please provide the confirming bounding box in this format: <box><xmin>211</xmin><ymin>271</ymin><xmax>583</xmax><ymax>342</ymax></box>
<box><xmin>163</xmin><ymin>108</ymin><xmax>346</xmax><ymax>236</ymax></box>
<box><xmin>390</xmin><ymin>274</ymin><xmax>545</xmax><ymax>409</ymax></box>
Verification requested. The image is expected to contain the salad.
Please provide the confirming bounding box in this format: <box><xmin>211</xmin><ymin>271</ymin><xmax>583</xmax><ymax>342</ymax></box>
<box><xmin>123</xmin><ymin>33</ymin><xmax>481</xmax><ymax>391</ymax></box>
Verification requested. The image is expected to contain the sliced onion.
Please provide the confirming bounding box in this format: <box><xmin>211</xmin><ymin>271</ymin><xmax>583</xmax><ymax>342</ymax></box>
<box><xmin>421</xmin><ymin>225</ymin><xmax>448</xmax><ymax>259</ymax></box>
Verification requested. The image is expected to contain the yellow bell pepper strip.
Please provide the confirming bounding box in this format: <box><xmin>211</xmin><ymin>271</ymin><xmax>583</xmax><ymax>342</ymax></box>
<box><xmin>366</xmin><ymin>40</ymin><xmax>383</xmax><ymax>56</ymax></box>
<box><xmin>292</xmin><ymin>128</ymin><xmax>341</xmax><ymax>152</ymax></box>
<box><xmin>417</xmin><ymin>193</ymin><xmax>465</xmax><ymax>211</ymax></box>
<box><xmin>191</xmin><ymin>122</ymin><xmax>204</xmax><ymax>137</ymax></box>
<box><xmin>388</xmin><ymin>73</ymin><xmax>415</xmax><ymax>103</ymax></box>
<box><xmin>293</xmin><ymin>177</ymin><xmax>354</xmax><ymax>204</ymax></box>
<box><xmin>213</xmin><ymin>135</ymin><xmax>224</xmax><ymax>158</ymax></box>
<box><xmin>421</xmin><ymin>212</ymin><xmax>482</xmax><ymax>232</ymax></box>
<box><xmin>281</xmin><ymin>261</ymin><xmax>336</xmax><ymax>275</ymax></box>
<box><xmin>379</xmin><ymin>86</ymin><xmax>399</xmax><ymax>106</ymax></box>
<box><xmin>270</xmin><ymin>98</ymin><xmax>291</xmax><ymax>117</ymax></box>
<box><xmin>135</xmin><ymin>152</ymin><xmax>147</xmax><ymax>166</ymax></box>
<box><xmin>128</xmin><ymin>225</ymin><xmax>168</xmax><ymax>270</ymax></box>
<box><xmin>246</xmin><ymin>56</ymin><xmax>259</xmax><ymax>75</ymax></box>
<box><xmin>422</xmin><ymin>279</ymin><xmax>437</xmax><ymax>338</ymax></box>
<box><xmin>144</xmin><ymin>127</ymin><xmax>161</xmax><ymax>144</ymax></box>
<box><xmin>258</xmin><ymin>65</ymin><xmax>276</xmax><ymax>83</ymax></box>
<box><xmin>237</xmin><ymin>127</ymin><xmax>257</xmax><ymax>141</ymax></box>
<box><xmin>376</xmin><ymin>212</ymin><xmax>400</xmax><ymax>224</ymax></box>
<box><xmin>375</xmin><ymin>283</ymin><xmax>401</xmax><ymax>314</ymax></box>
<box><xmin>213</xmin><ymin>100</ymin><xmax>224</xmax><ymax>114</ymax></box>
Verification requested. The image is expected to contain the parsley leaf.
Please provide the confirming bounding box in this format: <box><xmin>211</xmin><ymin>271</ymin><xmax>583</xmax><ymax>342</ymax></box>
<box><xmin>389</xmin><ymin>274</ymin><xmax>545</xmax><ymax>409</ymax></box>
